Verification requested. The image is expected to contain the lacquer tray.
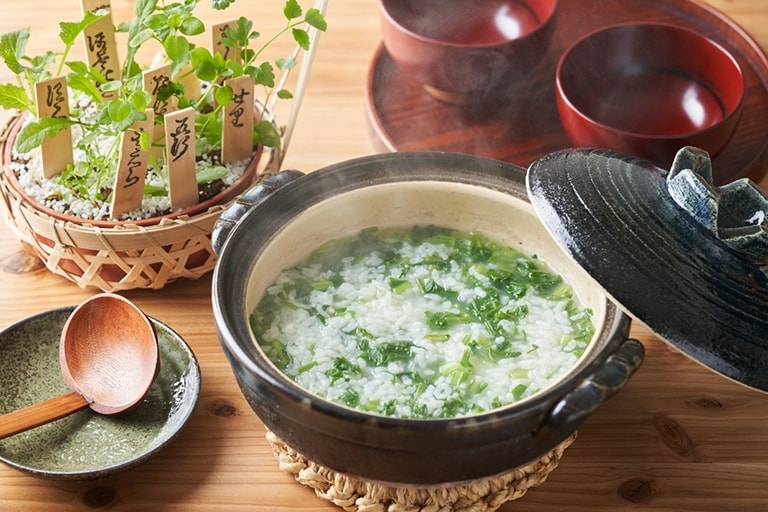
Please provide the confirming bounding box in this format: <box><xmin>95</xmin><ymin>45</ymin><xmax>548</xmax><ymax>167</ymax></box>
<box><xmin>365</xmin><ymin>0</ymin><xmax>768</xmax><ymax>185</ymax></box>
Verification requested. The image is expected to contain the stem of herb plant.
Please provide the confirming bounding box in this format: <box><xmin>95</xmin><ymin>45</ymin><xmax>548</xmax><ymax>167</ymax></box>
<box><xmin>197</xmin><ymin>82</ymin><xmax>217</xmax><ymax>110</ymax></box>
<box><xmin>250</xmin><ymin>23</ymin><xmax>294</xmax><ymax>62</ymax></box>
<box><xmin>21</xmin><ymin>72</ymin><xmax>34</xmax><ymax>112</ymax></box>
<box><xmin>100</xmin><ymin>134</ymin><xmax>121</xmax><ymax>187</ymax></box>
<box><xmin>55</xmin><ymin>40</ymin><xmax>76</xmax><ymax>78</ymax></box>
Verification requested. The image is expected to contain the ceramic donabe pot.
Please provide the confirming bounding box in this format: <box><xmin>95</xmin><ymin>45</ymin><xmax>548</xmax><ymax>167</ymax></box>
<box><xmin>211</xmin><ymin>152</ymin><xmax>643</xmax><ymax>486</ymax></box>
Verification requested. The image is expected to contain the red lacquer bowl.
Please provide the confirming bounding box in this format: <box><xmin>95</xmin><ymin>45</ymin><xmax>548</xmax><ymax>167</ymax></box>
<box><xmin>379</xmin><ymin>0</ymin><xmax>559</xmax><ymax>103</ymax></box>
<box><xmin>556</xmin><ymin>22</ymin><xmax>745</xmax><ymax>168</ymax></box>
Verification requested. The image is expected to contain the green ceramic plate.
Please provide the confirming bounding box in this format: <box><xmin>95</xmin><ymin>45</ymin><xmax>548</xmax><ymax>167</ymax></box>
<box><xmin>0</xmin><ymin>306</ymin><xmax>201</xmax><ymax>479</ymax></box>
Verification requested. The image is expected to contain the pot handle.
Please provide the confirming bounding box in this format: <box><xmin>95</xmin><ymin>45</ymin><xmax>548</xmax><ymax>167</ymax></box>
<box><xmin>212</xmin><ymin>169</ymin><xmax>305</xmax><ymax>255</ymax></box>
<box><xmin>536</xmin><ymin>338</ymin><xmax>644</xmax><ymax>440</ymax></box>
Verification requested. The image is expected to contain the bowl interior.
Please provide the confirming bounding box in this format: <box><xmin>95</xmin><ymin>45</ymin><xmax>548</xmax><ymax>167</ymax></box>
<box><xmin>243</xmin><ymin>179</ymin><xmax>610</xmax><ymax>409</ymax></box>
<box><xmin>381</xmin><ymin>0</ymin><xmax>558</xmax><ymax>45</ymax></box>
<box><xmin>557</xmin><ymin>23</ymin><xmax>744</xmax><ymax>138</ymax></box>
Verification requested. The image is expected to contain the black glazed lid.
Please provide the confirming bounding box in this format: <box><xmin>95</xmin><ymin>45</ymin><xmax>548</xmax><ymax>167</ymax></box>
<box><xmin>526</xmin><ymin>147</ymin><xmax>768</xmax><ymax>392</ymax></box>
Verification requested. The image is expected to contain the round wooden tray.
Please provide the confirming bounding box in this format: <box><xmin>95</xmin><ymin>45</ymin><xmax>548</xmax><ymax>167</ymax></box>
<box><xmin>365</xmin><ymin>0</ymin><xmax>768</xmax><ymax>185</ymax></box>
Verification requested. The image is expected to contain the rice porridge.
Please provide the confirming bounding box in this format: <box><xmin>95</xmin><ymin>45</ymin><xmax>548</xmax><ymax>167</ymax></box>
<box><xmin>250</xmin><ymin>225</ymin><xmax>594</xmax><ymax>419</ymax></box>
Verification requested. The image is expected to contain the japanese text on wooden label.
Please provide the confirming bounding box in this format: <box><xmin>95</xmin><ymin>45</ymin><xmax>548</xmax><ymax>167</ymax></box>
<box><xmin>110</xmin><ymin>110</ymin><xmax>153</xmax><ymax>219</ymax></box>
<box><xmin>221</xmin><ymin>75</ymin><xmax>255</xmax><ymax>164</ymax></box>
<box><xmin>143</xmin><ymin>65</ymin><xmax>175</xmax><ymax>116</ymax></box>
<box><xmin>164</xmin><ymin>107</ymin><xmax>199</xmax><ymax>211</ymax></box>
<box><xmin>212</xmin><ymin>20</ymin><xmax>240</xmax><ymax>63</ymax></box>
<box><xmin>34</xmin><ymin>77</ymin><xmax>74</xmax><ymax>178</ymax></box>
<box><xmin>169</xmin><ymin>113</ymin><xmax>193</xmax><ymax>162</ymax></box>
<box><xmin>81</xmin><ymin>0</ymin><xmax>121</xmax><ymax>96</ymax></box>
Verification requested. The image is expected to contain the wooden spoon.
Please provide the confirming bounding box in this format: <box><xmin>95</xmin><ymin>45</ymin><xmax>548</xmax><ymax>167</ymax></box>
<box><xmin>0</xmin><ymin>293</ymin><xmax>159</xmax><ymax>439</ymax></box>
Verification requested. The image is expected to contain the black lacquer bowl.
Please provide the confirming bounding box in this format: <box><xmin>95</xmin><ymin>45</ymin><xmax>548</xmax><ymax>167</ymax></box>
<box><xmin>211</xmin><ymin>151</ymin><xmax>643</xmax><ymax>486</ymax></box>
<box><xmin>527</xmin><ymin>148</ymin><xmax>768</xmax><ymax>392</ymax></box>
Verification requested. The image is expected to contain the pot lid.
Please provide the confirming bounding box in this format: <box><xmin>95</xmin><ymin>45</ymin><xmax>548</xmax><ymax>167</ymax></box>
<box><xmin>526</xmin><ymin>147</ymin><xmax>768</xmax><ymax>392</ymax></box>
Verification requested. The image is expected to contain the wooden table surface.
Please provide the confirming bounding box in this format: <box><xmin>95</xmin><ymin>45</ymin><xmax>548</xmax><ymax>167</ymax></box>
<box><xmin>1</xmin><ymin>0</ymin><xmax>767</xmax><ymax>510</ymax></box>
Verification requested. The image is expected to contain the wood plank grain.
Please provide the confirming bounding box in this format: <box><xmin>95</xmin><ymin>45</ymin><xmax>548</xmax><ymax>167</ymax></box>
<box><xmin>0</xmin><ymin>0</ymin><xmax>766</xmax><ymax>510</ymax></box>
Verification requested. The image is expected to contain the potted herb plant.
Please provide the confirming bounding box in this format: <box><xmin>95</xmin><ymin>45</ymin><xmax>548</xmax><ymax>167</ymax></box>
<box><xmin>0</xmin><ymin>0</ymin><xmax>326</xmax><ymax>291</ymax></box>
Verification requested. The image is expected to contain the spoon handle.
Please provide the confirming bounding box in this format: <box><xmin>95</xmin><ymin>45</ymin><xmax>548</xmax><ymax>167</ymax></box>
<box><xmin>0</xmin><ymin>391</ymin><xmax>90</xmax><ymax>440</ymax></box>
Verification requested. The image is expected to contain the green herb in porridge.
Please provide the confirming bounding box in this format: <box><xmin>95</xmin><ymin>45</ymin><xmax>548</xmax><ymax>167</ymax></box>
<box><xmin>250</xmin><ymin>225</ymin><xmax>594</xmax><ymax>419</ymax></box>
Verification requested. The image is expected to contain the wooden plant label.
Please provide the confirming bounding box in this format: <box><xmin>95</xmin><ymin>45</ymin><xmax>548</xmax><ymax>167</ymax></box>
<box><xmin>212</xmin><ymin>20</ymin><xmax>241</xmax><ymax>63</ymax></box>
<box><xmin>164</xmin><ymin>107</ymin><xmax>199</xmax><ymax>211</ymax></box>
<box><xmin>143</xmin><ymin>64</ymin><xmax>175</xmax><ymax>116</ymax></box>
<box><xmin>110</xmin><ymin>110</ymin><xmax>153</xmax><ymax>220</ymax></box>
<box><xmin>81</xmin><ymin>0</ymin><xmax>121</xmax><ymax>97</ymax></box>
<box><xmin>221</xmin><ymin>75</ymin><xmax>255</xmax><ymax>164</ymax></box>
<box><xmin>34</xmin><ymin>77</ymin><xmax>73</xmax><ymax>178</ymax></box>
<box><xmin>143</xmin><ymin>64</ymin><xmax>174</xmax><ymax>161</ymax></box>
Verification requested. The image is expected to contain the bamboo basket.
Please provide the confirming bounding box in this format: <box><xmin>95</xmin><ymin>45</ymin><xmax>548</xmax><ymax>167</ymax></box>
<box><xmin>0</xmin><ymin>1</ymin><xmax>326</xmax><ymax>292</ymax></box>
<box><xmin>0</xmin><ymin>116</ymin><xmax>279</xmax><ymax>291</ymax></box>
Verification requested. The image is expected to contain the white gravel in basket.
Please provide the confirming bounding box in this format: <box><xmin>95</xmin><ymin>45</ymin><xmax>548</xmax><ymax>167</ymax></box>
<box><xmin>9</xmin><ymin>96</ymin><xmax>250</xmax><ymax>222</ymax></box>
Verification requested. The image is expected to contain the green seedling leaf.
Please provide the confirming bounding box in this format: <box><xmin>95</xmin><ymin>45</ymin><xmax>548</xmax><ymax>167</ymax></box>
<box><xmin>145</xmin><ymin>13</ymin><xmax>169</xmax><ymax>31</ymax></box>
<box><xmin>66</xmin><ymin>61</ymin><xmax>89</xmax><ymax>75</ymax></box>
<box><xmin>163</xmin><ymin>34</ymin><xmax>190</xmax><ymax>64</ymax></box>
<box><xmin>135</xmin><ymin>0</ymin><xmax>159</xmax><ymax>20</ymax></box>
<box><xmin>27</xmin><ymin>52</ymin><xmax>56</xmax><ymax>77</ymax></box>
<box><xmin>107</xmin><ymin>99</ymin><xmax>133</xmax><ymax>123</ymax></box>
<box><xmin>304</xmin><ymin>8</ymin><xmax>328</xmax><ymax>31</ymax></box>
<box><xmin>241</xmin><ymin>48</ymin><xmax>255</xmax><ymax>63</ymax></box>
<box><xmin>129</xmin><ymin>89</ymin><xmax>151</xmax><ymax>112</ymax></box>
<box><xmin>276</xmin><ymin>89</ymin><xmax>293</xmax><ymax>99</ymax></box>
<box><xmin>100</xmin><ymin>80</ymin><xmax>123</xmax><ymax>92</ymax></box>
<box><xmin>255</xmin><ymin>119</ymin><xmax>280</xmax><ymax>148</ymax></box>
<box><xmin>251</xmin><ymin>62</ymin><xmax>275</xmax><ymax>88</ymax></box>
<box><xmin>0</xmin><ymin>28</ymin><xmax>29</xmax><ymax>74</ymax></box>
<box><xmin>292</xmin><ymin>28</ymin><xmax>310</xmax><ymax>50</ymax></box>
<box><xmin>275</xmin><ymin>56</ymin><xmax>296</xmax><ymax>71</ymax></box>
<box><xmin>227</xmin><ymin>17</ymin><xmax>254</xmax><ymax>46</ymax></box>
<box><xmin>129</xmin><ymin>28</ymin><xmax>154</xmax><ymax>49</ymax></box>
<box><xmin>59</xmin><ymin>10</ymin><xmax>106</xmax><ymax>47</ymax></box>
<box><xmin>196</xmin><ymin>165</ymin><xmax>228</xmax><ymax>185</ymax></box>
<box><xmin>180</xmin><ymin>17</ymin><xmax>205</xmax><ymax>36</ymax></box>
<box><xmin>67</xmin><ymin>61</ymin><xmax>108</xmax><ymax>86</ymax></box>
<box><xmin>226</xmin><ymin>59</ymin><xmax>244</xmax><ymax>77</ymax></box>
<box><xmin>144</xmin><ymin>183</ymin><xmax>168</xmax><ymax>197</ymax></box>
<box><xmin>104</xmin><ymin>106</ymin><xmax>147</xmax><ymax>132</ymax></box>
<box><xmin>211</xmin><ymin>0</ymin><xmax>235</xmax><ymax>10</ymax></box>
<box><xmin>215</xmin><ymin>84</ymin><xmax>233</xmax><ymax>106</ymax></box>
<box><xmin>190</xmin><ymin>46</ymin><xmax>218</xmax><ymax>81</ymax></box>
<box><xmin>139</xmin><ymin>129</ymin><xmax>150</xmax><ymax>151</ymax></box>
<box><xmin>66</xmin><ymin>72</ymin><xmax>102</xmax><ymax>103</ymax></box>
<box><xmin>0</xmin><ymin>83</ymin><xmax>30</xmax><ymax>110</ymax></box>
<box><xmin>284</xmin><ymin>0</ymin><xmax>302</xmax><ymax>20</ymax></box>
<box><xmin>15</xmin><ymin>117</ymin><xmax>75</xmax><ymax>153</ymax></box>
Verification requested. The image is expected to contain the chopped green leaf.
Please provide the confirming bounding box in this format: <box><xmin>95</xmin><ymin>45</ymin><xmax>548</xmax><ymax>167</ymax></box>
<box><xmin>325</xmin><ymin>357</ymin><xmax>361</xmax><ymax>384</ymax></box>
<box><xmin>389</xmin><ymin>277</ymin><xmax>410</xmax><ymax>294</ymax></box>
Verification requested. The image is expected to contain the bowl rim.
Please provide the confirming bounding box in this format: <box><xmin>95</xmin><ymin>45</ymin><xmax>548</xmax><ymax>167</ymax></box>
<box><xmin>555</xmin><ymin>21</ymin><xmax>747</xmax><ymax>141</ymax></box>
<box><xmin>378</xmin><ymin>0</ymin><xmax>560</xmax><ymax>48</ymax></box>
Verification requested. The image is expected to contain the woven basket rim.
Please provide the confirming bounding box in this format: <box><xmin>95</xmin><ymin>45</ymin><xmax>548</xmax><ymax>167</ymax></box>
<box><xmin>1</xmin><ymin>110</ymin><xmax>276</xmax><ymax>229</ymax></box>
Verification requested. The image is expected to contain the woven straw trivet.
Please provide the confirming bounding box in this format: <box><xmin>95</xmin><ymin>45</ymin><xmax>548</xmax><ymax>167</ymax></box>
<box><xmin>266</xmin><ymin>429</ymin><xmax>576</xmax><ymax>512</ymax></box>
